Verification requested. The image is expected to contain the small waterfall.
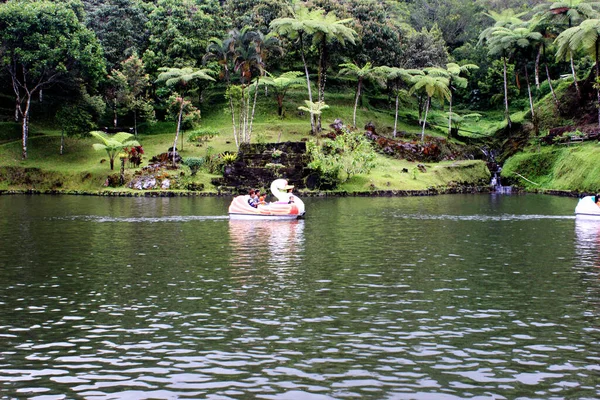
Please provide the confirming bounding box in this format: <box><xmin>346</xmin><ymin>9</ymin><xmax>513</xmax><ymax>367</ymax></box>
<box><xmin>481</xmin><ymin>147</ymin><xmax>512</xmax><ymax>194</ymax></box>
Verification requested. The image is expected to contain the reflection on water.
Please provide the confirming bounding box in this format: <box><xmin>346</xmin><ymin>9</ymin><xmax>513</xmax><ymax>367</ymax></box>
<box><xmin>0</xmin><ymin>194</ymin><xmax>598</xmax><ymax>399</ymax></box>
<box><xmin>576</xmin><ymin>216</ymin><xmax>600</xmax><ymax>267</ymax></box>
<box><xmin>229</xmin><ymin>219</ymin><xmax>305</xmax><ymax>282</ymax></box>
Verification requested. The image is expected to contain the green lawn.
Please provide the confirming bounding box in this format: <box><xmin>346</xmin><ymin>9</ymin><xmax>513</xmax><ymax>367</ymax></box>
<box><xmin>0</xmin><ymin>90</ymin><xmax>497</xmax><ymax>192</ymax></box>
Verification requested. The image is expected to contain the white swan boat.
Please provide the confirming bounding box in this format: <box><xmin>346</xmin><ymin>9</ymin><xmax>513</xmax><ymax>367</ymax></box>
<box><xmin>228</xmin><ymin>179</ymin><xmax>306</xmax><ymax>220</ymax></box>
<box><xmin>575</xmin><ymin>195</ymin><xmax>600</xmax><ymax>217</ymax></box>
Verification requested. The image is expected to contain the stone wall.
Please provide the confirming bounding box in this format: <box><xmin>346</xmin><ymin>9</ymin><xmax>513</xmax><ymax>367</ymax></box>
<box><xmin>211</xmin><ymin>142</ymin><xmax>310</xmax><ymax>193</ymax></box>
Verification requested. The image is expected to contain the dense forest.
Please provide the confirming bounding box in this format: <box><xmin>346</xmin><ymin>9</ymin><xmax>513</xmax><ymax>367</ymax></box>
<box><xmin>2</xmin><ymin>0</ymin><xmax>600</xmax><ymax>192</ymax></box>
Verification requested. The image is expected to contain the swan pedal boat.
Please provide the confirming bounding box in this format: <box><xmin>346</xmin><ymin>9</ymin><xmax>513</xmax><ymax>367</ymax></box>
<box><xmin>575</xmin><ymin>196</ymin><xmax>600</xmax><ymax>217</ymax></box>
<box><xmin>229</xmin><ymin>179</ymin><xmax>306</xmax><ymax>220</ymax></box>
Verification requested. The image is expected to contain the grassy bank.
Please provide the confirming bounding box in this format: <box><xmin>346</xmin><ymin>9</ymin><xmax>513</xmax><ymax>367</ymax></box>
<box><xmin>502</xmin><ymin>142</ymin><xmax>600</xmax><ymax>193</ymax></box>
<box><xmin>0</xmin><ymin>90</ymin><xmax>494</xmax><ymax>194</ymax></box>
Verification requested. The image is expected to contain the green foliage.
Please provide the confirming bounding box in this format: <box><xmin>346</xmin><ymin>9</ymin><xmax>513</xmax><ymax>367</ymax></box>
<box><xmin>298</xmin><ymin>100</ymin><xmax>329</xmax><ymax>116</ymax></box>
<box><xmin>83</xmin><ymin>0</ymin><xmax>149</xmax><ymax>69</ymax></box>
<box><xmin>188</xmin><ymin>128</ymin><xmax>220</xmax><ymax>143</ymax></box>
<box><xmin>220</xmin><ymin>152</ymin><xmax>238</xmax><ymax>164</ymax></box>
<box><xmin>307</xmin><ymin>128</ymin><xmax>377</xmax><ymax>185</ymax></box>
<box><xmin>143</xmin><ymin>0</ymin><xmax>228</xmax><ymax>72</ymax></box>
<box><xmin>503</xmin><ymin>143</ymin><xmax>600</xmax><ymax>192</ymax></box>
<box><xmin>90</xmin><ymin>131</ymin><xmax>140</xmax><ymax>170</ymax></box>
<box><xmin>183</xmin><ymin>157</ymin><xmax>205</xmax><ymax>176</ymax></box>
<box><xmin>401</xmin><ymin>25</ymin><xmax>449</xmax><ymax>69</ymax></box>
<box><xmin>56</xmin><ymin>91</ymin><xmax>105</xmax><ymax>137</ymax></box>
<box><xmin>0</xmin><ymin>0</ymin><xmax>105</xmax><ymax>158</ymax></box>
<box><xmin>0</xmin><ymin>122</ymin><xmax>22</xmax><ymax>143</ymax></box>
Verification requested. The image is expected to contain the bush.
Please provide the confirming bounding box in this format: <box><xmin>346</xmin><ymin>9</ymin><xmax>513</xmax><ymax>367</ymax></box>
<box><xmin>188</xmin><ymin>128</ymin><xmax>220</xmax><ymax>144</ymax></box>
<box><xmin>183</xmin><ymin>157</ymin><xmax>205</xmax><ymax>176</ymax></box>
<box><xmin>307</xmin><ymin>126</ymin><xmax>377</xmax><ymax>186</ymax></box>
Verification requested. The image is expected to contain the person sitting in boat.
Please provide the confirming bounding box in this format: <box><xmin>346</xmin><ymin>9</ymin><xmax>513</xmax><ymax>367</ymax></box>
<box><xmin>248</xmin><ymin>189</ymin><xmax>258</xmax><ymax>208</ymax></box>
<box><xmin>258</xmin><ymin>192</ymin><xmax>267</xmax><ymax>205</ymax></box>
<box><xmin>596</xmin><ymin>194</ymin><xmax>600</xmax><ymax>207</ymax></box>
<box><xmin>286</xmin><ymin>185</ymin><xmax>295</xmax><ymax>203</ymax></box>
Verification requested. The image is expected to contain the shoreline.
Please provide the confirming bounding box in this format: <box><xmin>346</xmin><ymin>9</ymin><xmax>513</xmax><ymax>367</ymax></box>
<box><xmin>0</xmin><ymin>185</ymin><xmax>501</xmax><ymax>197</ymax></box>
<box><xmin>0</xmin><ymin>188</ymin><xmax>588</xmax><ymax>199</ymax></box>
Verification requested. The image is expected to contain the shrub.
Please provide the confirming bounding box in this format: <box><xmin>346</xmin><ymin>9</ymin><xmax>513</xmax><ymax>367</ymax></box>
<box><xmin>188</xmin><ymin>128</ymin><xmax>220</xmax><ymax>143</ymax></box>
<box><xmin>307</xmin><ymin>126</ymin><xmax>377</xmax><ymax>186</ymax></box>
<box><xmin>183</xmin><ymin>157</ymin><xmax>205</xmax><ymax>176</ymax></box>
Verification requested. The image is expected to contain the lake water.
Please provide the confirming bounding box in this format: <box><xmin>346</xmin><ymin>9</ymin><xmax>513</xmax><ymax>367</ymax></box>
<box><xmin>0</xmin><ymin>194</ymin><xmax>598</xmax><ymax>399</ymax></box>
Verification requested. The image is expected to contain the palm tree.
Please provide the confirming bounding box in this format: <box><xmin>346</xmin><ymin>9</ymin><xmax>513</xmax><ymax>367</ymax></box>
<box><xmin>245</xmin><ymin>30</ymin><xmax>282</xmax><ymax>138</ymax></box>
<box><xmin>271</xmin><ymin>7</ymin><xmax>325</xmax><ymax>134</ymax></box>
<box><xmin>378</xmin><ymin>67</ymin><xmax>424</xmax><ymax>137</ymax></box>
<box><xmin>155</xmin><ymin>67</ymin><xmax>215</xmax><ymax>165</ymax></box>
<box><xmin>555</xmin><ymin>18</ymin><xmax>600</xmax><ymax>127</ymax></box>
<box><xmin>490</xmin><ymin>26</ymin><xmax>542</xmax><ymax>119</ymax></box>
<box><xmin>409</xmin><ymin>73</ymin><xmax>451</xmax><ymax>142</ymax></box>
<box><xmin>534</xmin><ymin>0</ymin><xmax>600</xmax><ymax>96</ymax></box>
<box><xmin>260</xmin><ymin>71</ymin><xmax>305</xmax><ymax>117</ymax></box>
<box><xmin>311</xmin><ymin>11</ymin><xmax>357</xmax><ymax>131</ymax></box>
<box><xmin>337</xmin><ymin>62</ymin><xmax>383</xmax><ymax>129</ymax></box>
<box><xmin>271</xmin><ymin>6</ymin><xmax>357</xmax><ymax>133</ymax></box>
<box><xmin>203</xmin><ymin>35</ymin><xmax>237</xmax><ymax>145</ymax></box>
<box><xmin>90</xmin><ymin>131</ymin><xmax>140</xmax><ymax>170</ymax></box>
<box><xmin>478</xmin><ymin>9</ymin><xmax>526</xmax><ymax>128</ymax></box>
<box><xmin>445</xmin><ymin>112</ymin><xmax>482</xmax><ymax>136</ymax></box>
<box><xmin>446</xmin><ymin>63</ymin><xmax>478</xmax><ymax>136</ymax></box>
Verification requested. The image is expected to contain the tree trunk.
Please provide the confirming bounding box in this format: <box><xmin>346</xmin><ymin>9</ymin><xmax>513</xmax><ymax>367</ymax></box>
<box><xmin>525</xmin><ymin>66</ymin><xmax>535</xmax><ymax>119</ymax></box>
<box><xmin>421</xmin><ymin>97</ymin><xmax>430</xmax><ymax>142</ymax></box>
<box><xmin>535</xmin><ymin>45</ymin><xmax>541</xmax><ymax>89</ymax></box>
<box><xmin>229</xmin><ymin>91</ymin><xmax>239</xmax><ymax>149</ymax></box>
<box><xmin>134</xmin><ymin>108</ymin><xmax>138</xmax><ymax>137</ymax></box>
<box><xmin>545</xmin><ymin>63</ymin><xmax>559</xmax><ymax>109</ymax></box>
<box><xmin>570</xmin><ymin>51</ymin><xmax>580</xmax><ymax>98</ymax></box>
<box><xmin>353</xmin><ymin>78</ymin><xmax>362</xmax><ymax>129</ymax></box>
<box><xmin>299</xmin><ymin>33</ymin><xmax>316</xmax><ymax>135</ymax></box>
<box><xmin>502</xmin><ymin>55</ymin><xmax>511</xmax><ymax>128</ymax></box>
<box><xmin>249</xmin><ymin>77</ymin><xmax>260</xmax><ymax>140</ymax></box>
<box><xmin>317</xmin><ymin>41</ymin><xmax>327</xmax><ymax>133</ymax></box>
<box><xmin>173</xmin><ymin>98</ymin><xmax>184</xmax><ymax>166</ymax></box>
<box><xmin>60</xmin><ymin>128</ymin><xmax>64</xmax><ymax>155</ymax></box>
<box><xmin>113</xmin><ymin>100</ymin><xmax>118</xmax><ymax>128</ymax></box>
<box><xmin>277</xmin><ymin>95</ymin><xmax>284</xmax><ymax>117</ymax></box>
<box><xmin>21</xmin><ymin>95</ymin><xmax>31</xmax><ymax>160</ymax></box>
<box><xmin>448</xmin><ymin>92</ymin><xmax>453</xmax><ymax>136</ymax></box>
<box><xmin>393</xmin><ymin>91</ymin><xmax>399</xmax><ymax>138</ymax></box>
<box><xmin>542</xmin><ymin>43</ymin><xmax>559</xmax><ymax>109</ymax></box>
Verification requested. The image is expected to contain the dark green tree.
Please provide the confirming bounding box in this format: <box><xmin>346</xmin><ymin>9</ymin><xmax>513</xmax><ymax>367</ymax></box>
<box><xmin>143</xmin><ymin>0</ymin><xmax>228</xmax><ymax>73</ymax></box>
<box><xmin>155</xmin><ymin>67</ymin><xmax>215</xmax><ymax>165</ymax></box>
<box><xmin>401</xmin><ymin>25</ymin><xmax>449</xmax><ymax>69</ymax></box>
<box><xmin>0</xmin><ymin>0</ymin><xmax>105</xmax><ymax>159</ymax></box>
<box><xmin>83</xmin><ymin>0</ymin><xmax>149</xmax><ymax>69</ymax></box>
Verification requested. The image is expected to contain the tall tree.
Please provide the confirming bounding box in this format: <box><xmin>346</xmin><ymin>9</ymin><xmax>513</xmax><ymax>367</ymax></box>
<box><xmin>260</xmin><ymin>71</ymin><xmax>305</xmax><ymax>117</ymax></box>
<box><xmin>446</xmin><ymin>63</ymin><xmax>479</xmax><ymax>136</ymax></box>
<box><xmin>155</xmin><ymin>67</ymin><xmax>215</xmax><ymax>165</ymax></box>
<box><xmin>379</xmin><ymin>67</ymin><xmax>424</xmax><ymax>137</ymax></box>
<box><xmin>555</xmin><ymin>18</ymin><xmax>600</xmax><ymax>127</ymax></box>
<box><xmin>493</xmin><ymin>26</ymin><xmax>542</xmax><ymax>120</ymax></box>
<box><xmin>91</xmin><ymin>131</ymin><xmax>140</xmax><ymax>171</ymax></box>
<box><xmin>409</xmin><ymin>72</ymin><xmax>451</xmax><ymax>142</ymax></box>
<box><xmin>337</xmin><ymin>62</ymin><xmax>383</xmax><ymax>129</ymax></box>
<box><xmin>143</xmin><ymin>0</ymin><xmax>228</xmax><ymax>73</ymax></box>
<box><xmin>83</xmin><ymin>0</ymin><xmax>149</xmax><ymax>69</ymax></box>
<box><xmin>0</xmin><ymin>0</ymin><xmax>105</xmax><ymax>160</ymax></box>
<box><xmin>311</xmin><ymin>10</ymin><xmax>357</xmax><ymax>131</ymax></box>
<box><xmin>478</xmin><ymin>10</ymin><xmax>526</xmax><ymax>128</ymax></box>
<box><xmin>271</xmin><ymin>6</ymin><xmax>326</xmax><ymax>134</ymax></box>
